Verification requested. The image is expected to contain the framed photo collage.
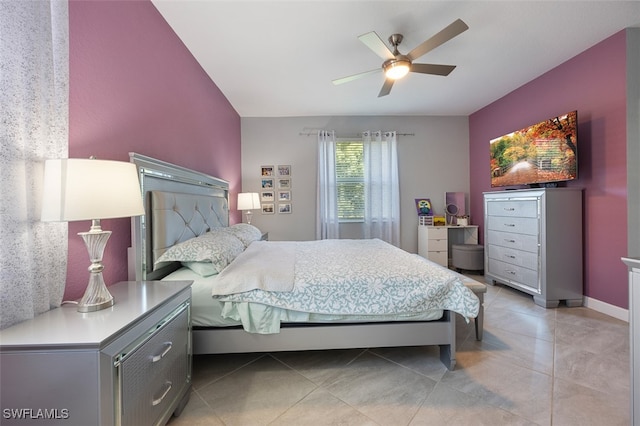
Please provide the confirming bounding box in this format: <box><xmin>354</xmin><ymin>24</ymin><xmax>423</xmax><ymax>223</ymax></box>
<box><xmin>260</xmin><ymin>165</ymin><xmax>291</xmax><ymax>214</ymax></box>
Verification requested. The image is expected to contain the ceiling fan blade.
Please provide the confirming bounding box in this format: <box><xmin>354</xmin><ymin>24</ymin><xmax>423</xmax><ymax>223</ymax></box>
<box><xmin>410</xmin><ymin>63</ymin><xmax>457</xmax><ymax>76</ymax></box>
<box><xmin>378</xmin><ymin>78</ymin><xmax>395</xmax><ymax>97</ymax></box>
<box><xmin>332</xmin><ymin>68</ymin><xmax>381</xmax><ymax>85</ymax></box>
<box><xmin>407</xmin><ymin>18</ymin><xmax>469</xmax><ymax>61</ymax></box>
<box><xmin>358</xmin><ymin>31</ymin><xmax>395</xmax><ymax>61</ymax></box>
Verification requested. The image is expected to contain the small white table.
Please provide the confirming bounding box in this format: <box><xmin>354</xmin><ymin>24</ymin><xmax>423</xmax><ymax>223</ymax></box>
<box><xmin>418</xmin><ymin>225</ymin><xmax>479</xmax><ymax>267</ymax></box>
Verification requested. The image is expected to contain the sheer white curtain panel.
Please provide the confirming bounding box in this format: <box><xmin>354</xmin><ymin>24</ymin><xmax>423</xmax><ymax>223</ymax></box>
<box><xmin>0</xmin><ymin>1</ymin><xmax>69</xmax><ymax>329</ymax></box>
<box><xmin>363</xmin><ymin>131</ymin><xmax>400</xmax><ymax>246</ymax></box>
<box><xmin>316</xmin><ymin>130</ymin><xmax>340</xmax><ymax>240</ymax></box>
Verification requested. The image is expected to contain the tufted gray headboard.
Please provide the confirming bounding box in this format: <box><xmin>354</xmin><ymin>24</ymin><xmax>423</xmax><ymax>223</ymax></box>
<box><xmin>128</xmin><ymin>153</ymin><xmax>229</xmax><ymax>281</ymax></box>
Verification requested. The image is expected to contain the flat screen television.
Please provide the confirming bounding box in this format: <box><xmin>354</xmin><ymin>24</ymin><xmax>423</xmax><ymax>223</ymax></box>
<box><xmin>490</xmin><ymin>110</ymin><xmax>578</xmax><ymax>188</ymax></box>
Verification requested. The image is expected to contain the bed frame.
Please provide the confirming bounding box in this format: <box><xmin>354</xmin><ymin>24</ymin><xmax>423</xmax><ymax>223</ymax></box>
<box><xmin>128</xmin><ymin>153</ymin><xmax>458</xmax><ymax>370</ymax></box>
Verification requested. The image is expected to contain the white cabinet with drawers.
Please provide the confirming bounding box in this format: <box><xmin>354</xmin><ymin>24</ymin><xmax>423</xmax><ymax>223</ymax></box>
<box><xmin>0</xmin><ymin>281</ymin><xmax>192</xmax><ymax>426</ymax></box>
<box><xmin>418</xmin><ymin>226</ymin><xmax>449</xmax><ymax>266</ymax></box>
<box><xmin>418</xmin><ymin>225</ymin><xmax>479</xmax><ymax>267</ymax></box>
<box><xmin>484</xmin><ymin>188</ymin><xmax>583</xmax><ymax>307</ymax></box>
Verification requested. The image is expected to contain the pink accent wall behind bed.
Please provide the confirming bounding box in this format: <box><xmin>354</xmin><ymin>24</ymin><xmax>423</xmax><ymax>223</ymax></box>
<box><xmin>469</xmin><ymin>30</ymin><xmax>628</xmax><ymax>309</ymax></box>
<box><xmin>67</xmin><ymin>0</ymin><xmax>241</xmax><ymax>301</ymax></box>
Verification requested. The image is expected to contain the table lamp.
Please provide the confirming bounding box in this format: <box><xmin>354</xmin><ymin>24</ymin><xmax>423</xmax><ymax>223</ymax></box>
<box><xmin>41</xmin><ymin>158</ymin><xmax>145</xmax><ymax>312</ymax></box>
<box><xmin>237</xmin><ymin>192</ymin><xmax>260</xmax><ymax>224</ymax></box>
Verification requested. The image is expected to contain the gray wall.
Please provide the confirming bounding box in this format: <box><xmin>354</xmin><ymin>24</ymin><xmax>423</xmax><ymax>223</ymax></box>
<box><xmin>240</xmin><ymin>116</ymin><xmax>470</xmax><ymax>253</ymax></box>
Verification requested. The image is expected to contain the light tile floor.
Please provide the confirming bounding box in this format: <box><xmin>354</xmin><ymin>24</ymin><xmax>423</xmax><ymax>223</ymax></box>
<box><xmin>168</xmin><ymin>274</ymin><xmax>630</xmax><ymax>425</ymax></box>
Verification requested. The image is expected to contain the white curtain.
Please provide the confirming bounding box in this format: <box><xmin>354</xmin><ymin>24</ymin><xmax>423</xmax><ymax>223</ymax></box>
<box><xmin>316</xmin><ymin>130</ymin><xmax>340</xmax><ymax>240</ymax></box>
<box><xmin>0</xmin><ymin>1</ymin><xmax>69</xmax><ymax>329</ymax></box>
<box><xmin>363</xmin><ymin>131</ymin><xmax>400</xmax><ymax>246</ymax></box>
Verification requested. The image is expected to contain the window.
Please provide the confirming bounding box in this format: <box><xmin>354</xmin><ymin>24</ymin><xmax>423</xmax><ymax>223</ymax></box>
<box><xmin>335</xmin><ymin>140</ymin><xmax>364</xmax><ymax>221</ymax></box>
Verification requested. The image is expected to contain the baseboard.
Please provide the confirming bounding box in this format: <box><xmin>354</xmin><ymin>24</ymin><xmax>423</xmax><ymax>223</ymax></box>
<box><xmin>583</xmin><ymin>296</ymin><xmax>629</xmax><ymax>322</ymax></box>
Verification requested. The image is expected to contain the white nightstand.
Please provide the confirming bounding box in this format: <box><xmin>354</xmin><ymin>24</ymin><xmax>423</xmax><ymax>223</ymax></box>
<box><xmin>0</xmin><ymin>280</ymin><xmax>192</xmax><ymax>426</ymax></box>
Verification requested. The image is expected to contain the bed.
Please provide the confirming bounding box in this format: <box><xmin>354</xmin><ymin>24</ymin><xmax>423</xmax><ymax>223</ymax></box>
<box><xmin>128</xmin><ymin>153</ymin><xmax>479</xmax><ymax>370</ymax></box>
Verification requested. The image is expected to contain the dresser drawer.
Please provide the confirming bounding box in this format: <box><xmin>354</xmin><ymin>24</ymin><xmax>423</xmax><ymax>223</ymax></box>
<box><xmin>428</xmin><ymin>251</ymin><xmax>447</xmax><ymax>267</ymax></box>
<box><xmin>487</xmin><ymin>230</ymin><xmax>538</xmax><ymax>253</ymax></box>
<box><xmin>120</xmin><ymin>303</ymin><xmax>190</xmax><ymax>426</ymax></box>
<box><xmin>487</xmin><ymin>215</ymin><xmax>539</xmax><ymax>236</ymax></box>
<box><xmin>488</xmin><ymin>244</ymin><xmax>538</xmax><ymax>270</ymax></box>
<box><xmin>487</xmin><ymin>200</ymin><xmax>538</xmax><ymax>218</ymax></box>
<box><xmin>487</xmin><ymin>258</ymin><xmax>540</xmax><ymax>292</ymax></box>
<box><xmin>427</xmin><ymin>227</ymin><xmax>447</xmax><ymax>239</ymax></box>
<box><xmin>427</xmin><ymin>238</ymin><xmax>447</xmax><ymax>251</ymax></box>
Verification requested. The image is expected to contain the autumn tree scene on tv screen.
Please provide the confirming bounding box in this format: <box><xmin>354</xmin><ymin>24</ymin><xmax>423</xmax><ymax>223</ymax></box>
<box><xmin>490</xmin><ymin>111</ymin><xmax>577</xmax><ymax>187</ymax></box>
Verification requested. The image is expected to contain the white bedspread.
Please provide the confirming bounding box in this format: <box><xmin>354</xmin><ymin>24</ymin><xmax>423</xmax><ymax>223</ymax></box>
<box><xmin>213</xmin><ymin>241</ymin><xmax>295</xmax><ymax>295</ymax></box>
<box><xmin>212</xmin><ymin>239</ymin><xmax>479</xmax><ymax>332</ymax></box>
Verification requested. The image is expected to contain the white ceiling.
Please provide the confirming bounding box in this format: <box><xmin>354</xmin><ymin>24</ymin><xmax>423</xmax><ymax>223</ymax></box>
<box><xmin>151</xmin><ymin>0</ymin><xmax>640</xmax><ymax>118</ymax></box>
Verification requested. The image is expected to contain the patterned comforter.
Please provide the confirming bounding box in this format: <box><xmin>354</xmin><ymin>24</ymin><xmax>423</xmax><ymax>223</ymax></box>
<box><xmin>212</xmin><ymin>239</ymin><xmax>479</xmax><ymax>332</ymax></box>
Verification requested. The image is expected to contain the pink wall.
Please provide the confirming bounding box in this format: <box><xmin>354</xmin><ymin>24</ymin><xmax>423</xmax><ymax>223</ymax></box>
<box><xmin>469</xmin><ymin>31</ymin><xmax>628</xmax><ymax>308</ymax></box>
<box><xmin>67</xmin><ymin>0</ymin><xmax>241</xmax><ymax>300</ymax></box>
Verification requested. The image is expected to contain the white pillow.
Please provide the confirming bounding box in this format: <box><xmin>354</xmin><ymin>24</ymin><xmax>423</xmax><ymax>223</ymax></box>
<box><xmin>226</xmin><ymin>223</ymin><xmax>262</xmax><ymax>247</ymax></box>
<box><xmin>155</xmin><ymin>229</ymin><xmax>244</xmax><ymax>273</ymax></box>
<box><xmin>181</xmin><ymin>261</ymin><xmax>218</xmax><ymax>277</ymax></box>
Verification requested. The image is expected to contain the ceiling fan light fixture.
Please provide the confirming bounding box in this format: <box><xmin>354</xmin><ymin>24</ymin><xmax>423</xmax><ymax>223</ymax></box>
<box><xmin>383</xmin><ymin>59</ymin><xmax>411</xmax><ymax>80</ymax></box>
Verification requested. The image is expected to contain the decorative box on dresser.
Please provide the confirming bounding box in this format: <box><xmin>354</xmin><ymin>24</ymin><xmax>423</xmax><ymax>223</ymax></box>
<box><xmin>484</xmin><ymin>188</ymin><xmax>583</xmax><ymax>308</ymax></box>
<box><xmin>622</xmin><ymin>257</ymin><xmax>640</xmax><ymax>426</ymax></box>
<box><xmin>0</xmin><ymin>280</ymin><xmax>192</xmax><ymax>426</ymax></box>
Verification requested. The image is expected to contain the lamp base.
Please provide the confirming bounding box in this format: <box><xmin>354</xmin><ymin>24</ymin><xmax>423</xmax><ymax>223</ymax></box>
<box><xmin>245</xmin><ymin>211</ymin><xmax>253</xmax><ymax>225</ymax></box>
<box><xmin>77</xmin><ymin>226</ymin><xmax>114</xmax><ymax>313</ymax></box>
<box><xmin>77</xmin><ymin>271</ymin><xmax>114</xmax><ymax>312</ymax></box>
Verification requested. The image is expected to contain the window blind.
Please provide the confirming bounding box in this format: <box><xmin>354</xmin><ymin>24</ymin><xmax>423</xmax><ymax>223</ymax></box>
<box><xmin>336</xmin><ymin>141</ymin><xmax>364</xmax><ymax>221</ymax></box>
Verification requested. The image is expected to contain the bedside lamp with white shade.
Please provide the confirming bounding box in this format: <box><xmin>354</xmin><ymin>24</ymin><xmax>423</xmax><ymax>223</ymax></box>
<box><xmin>41</xmin><ymin>158</ymin><xmax>145</xmax><ymax>312</ymax></box>
<box><xmin>237</xmin><ymin>192</ymin><xmax>260</xmax><ymax>224</ymax></box>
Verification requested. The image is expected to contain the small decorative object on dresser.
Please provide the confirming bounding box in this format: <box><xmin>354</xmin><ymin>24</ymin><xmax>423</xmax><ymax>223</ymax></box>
<box><xmin>484</xmin><ymin>188</ymin><xmax>583</xmax><ymax>308</ymax></box>
<box><xmin>0</xmin><ymin>281</ymin><xmax>193</xmax><ymax>426</ymax></box>
<box><xmin>415</xmin><ymin>198</ymin><xmax>432</xmax><ymax>216</ymax></box>
<box><xmin>433</xmin><ymin>216</ymin><xmax>446</xmax><ymax>226</ymax></box>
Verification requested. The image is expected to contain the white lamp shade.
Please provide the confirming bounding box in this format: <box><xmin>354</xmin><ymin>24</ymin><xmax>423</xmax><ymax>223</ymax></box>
<box><xmin>237</xmin><ymin>192</ymin><xmax>261</xmax><ymax>211</ymax></box>
<box><xmin>41</xmin><ymin>158</ymin><xmax>145</xmax><ymax>222</ymax></box>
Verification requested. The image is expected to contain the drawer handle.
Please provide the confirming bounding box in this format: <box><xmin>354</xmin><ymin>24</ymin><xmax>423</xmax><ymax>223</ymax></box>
<box><xmin>152</xmin><ymin>381</ymin><xmax>173</xmax><ymax>406</ymax></box>
<box><xmin>504</xmin><ymin>239</ymin><xmax>516</xmax><ymax>243</ymax></box>
<box><xmin>503</xmin><ymin>207</ymin><xmax>515</xmax><ymax>211</ymax></box>
<box><xmin>505</xmin><ymin>255</ymin><xmax>516</xmax><ymax>259</ymax></box>
<box><xmin>151</xmin><ymin>342</ymin><xmax>173</xmax><ymax>363</ymax></box>
<box><xmin>505</xmin><ymin>270</ymin><xmax>517</xmax><ymax>275</ymax></box>
<box><xmin>504</xmin><ymin>223</ymin><xmax>516</xmax><ymax>227</ymax></box>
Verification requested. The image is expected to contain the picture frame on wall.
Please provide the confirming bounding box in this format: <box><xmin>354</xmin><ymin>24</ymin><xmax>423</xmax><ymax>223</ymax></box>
<box><xmin>261</xmin><ymin>191</ymin><xmax>274</xmax><ymax>202</ymax></box>
<box><xmin>277</xmin><ymin>165</ymin><xmax>291</xmax><ymax>176</ymax></box>
<box><xmin>261</xmin><ymin>178</ymin><xmax>274</xmax><ymax>189</ymax></box>
<box><xmin>278</xmin><ymin>191</ymin><xmax>291</xmax><ymax>202</ymax></box>
<box><xmin>261</xmin><ymin>165</ymin><xmax>274</xmax><ymax>177</ymax></box>
<box><xmin>262</xmin><ymin>204</ymin><xmax>275</xmax><ymax>214</ymax></box>
<box><xmin>278</xmin><ymin>178</ymin><xmax>291</xmax><ymax>189</ymax></box>
<box><xmin>278</xmin><ymin>203</ymin><xmax>292</xmax><ymax>214</ymax></box>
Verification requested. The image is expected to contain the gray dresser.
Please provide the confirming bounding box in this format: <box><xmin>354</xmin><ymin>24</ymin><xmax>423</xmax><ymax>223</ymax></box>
<box><xmin>484</xmin><ymin>188</ymin><xmax>583</xmax><ymax>307</ymax></box>
<box><xmin>0</xmin><ymin>281</ymin><xmax>192</xmax><ymax>426</ymax></box>
<box><xmin>622</xmin><ymin>257</ymin><xmax>640</xmax><ymax>425</ymax></box>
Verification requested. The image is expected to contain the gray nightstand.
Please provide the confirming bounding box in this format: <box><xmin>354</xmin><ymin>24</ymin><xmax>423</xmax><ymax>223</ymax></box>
<box><xmin>0</xmin><ymin>280</ymin><xmax>193</xmax><ymax>426</ymax></box>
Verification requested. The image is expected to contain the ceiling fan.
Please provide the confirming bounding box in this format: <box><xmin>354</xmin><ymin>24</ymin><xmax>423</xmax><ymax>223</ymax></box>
<box><xmin>332</xmin><ymin>19</ymin><xmax>469</xmax><ymax>97</ymax></box>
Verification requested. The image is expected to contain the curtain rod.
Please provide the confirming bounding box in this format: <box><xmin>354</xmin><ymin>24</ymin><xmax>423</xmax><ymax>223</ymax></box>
<box><xmin>299</xmin><ymin>131</ymin><xmax>415</xmax><ymax>137</ymax></box>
